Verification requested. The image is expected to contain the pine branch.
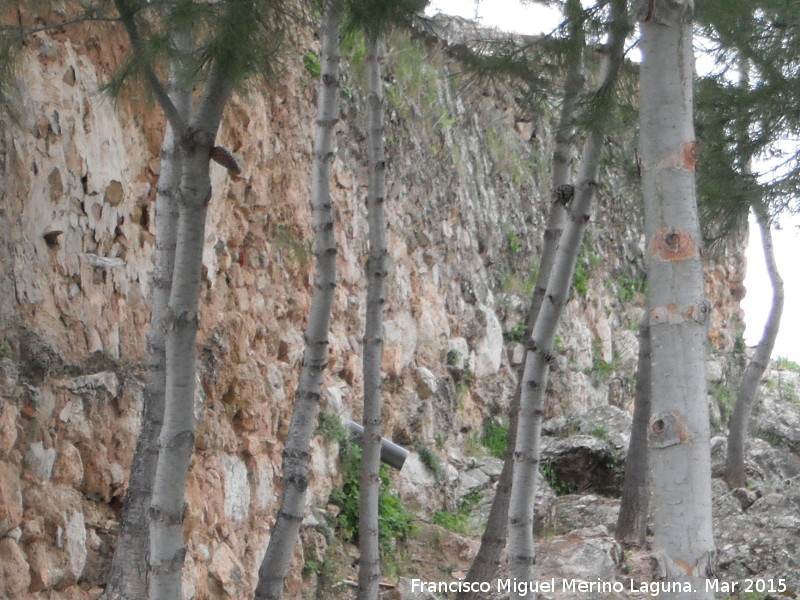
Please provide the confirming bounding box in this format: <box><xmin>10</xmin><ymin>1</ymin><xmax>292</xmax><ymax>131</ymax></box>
<box><xmin>113</xmin><ymin>0</ymin><xmax>187</xmax><ymax>137</ymax></box>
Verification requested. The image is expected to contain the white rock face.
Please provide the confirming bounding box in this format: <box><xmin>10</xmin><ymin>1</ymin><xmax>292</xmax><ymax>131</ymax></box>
<box><xmin>473</xmin><ymin>305</ymin><xmax>503</xmax><ymax>378</ymax></box>
<box><xmin>65</xmin><ymin>510</ymin><xmax>86</xmax><ymax>579</ymax></box>
<box><xmin>221</xmin><ymin>454</ymin><xmax>250</xmax><ymax>524</ymax></box>
<box><xmin>24</xmin><ymin>442</ymin><xmax>57</xmax><ymax>482</ymax></box>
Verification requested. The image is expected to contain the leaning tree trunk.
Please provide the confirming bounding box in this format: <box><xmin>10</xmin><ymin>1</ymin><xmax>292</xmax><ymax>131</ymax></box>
<box><xmin>507</xmin><ymin>1</ymin><xmax>626</xmax><ymax>593</ymax></box>
<box><xmin>102</xmin><ymin>47</ymin><xmax>191</xmax><ymax>600</ymax></box>
<box><xmin>725</xmin><ymin>211</ymin><xmax>783</xmax><ymax>488</ymax></box>
<box><xmin>357</xmin><ymin>30</ymin><xmax>388</xmax><ymax>600</ymax></box>
<box><xmin>457</xmin><ymin>7</ymin><xmax>585</xmax><ymax>596</ymax></box>
<box><xmin>255</xmin><ymin>3</ymin><xmax>341</xmax><ymax>599</ymax></box>
<box><xmin>615</xmin><ymin>314</ymin><xmax>651</xmax><ymax>546</ymax></box>
<box><xmin>638</xmin><ymin>0</ymin><xmax>716</xmax><ymax>593</ymax></box>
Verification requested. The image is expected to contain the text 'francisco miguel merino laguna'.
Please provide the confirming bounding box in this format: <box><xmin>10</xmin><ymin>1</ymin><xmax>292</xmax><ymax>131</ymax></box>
<box><xmin>410</xmin><ymin>577</ymin><xmax>700</xmax><ymax>597</ymax></box>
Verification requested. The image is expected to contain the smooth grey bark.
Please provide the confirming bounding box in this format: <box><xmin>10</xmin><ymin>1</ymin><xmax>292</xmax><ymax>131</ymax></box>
<box><xmin>357</xmin><ymin>30</ymin><xmax>387</xmax><ymax>600</ymax></box>
<box><xmin>457</xmin><ymin>10</ymin><xmax>585</xmax><ymax>597</ymax></box>
<box><xmin>507</xmin><ymin>1</ymin><xmax>626</xmax><ymax>593</ymax></box>
<box><xmin>615</xmin><ymin>315</ymin><xmax>651</xmax><ymax>546</ymax></box>
<box><xmin>101</xmin><ymin>47</ymin><xmax>191</xmax><ymax>600</ymax></box>
<box><xmin>526</xmin><ymin>0</ymin><xmax>585</xmax><ymax>330</ymax></box>
<box><xmin>725</xmin><ymin>211</ymin><xmax>783</xmax><ymax>488</ymax></box>
<box><xmin>115</xmin><ymin>3</ymin><xmax>237</xmax><ymax>599</ymax></box>
<box><xmin>149</xmin><ymin>62</ymin><xmax>233</xmax><ymax>600</ymax></box>
<box><xmin>638</xmin><ymin>0</ymin><xmax>716</xmax><ymax>594</ymax></box>
<box><xmin>254</xmin><ymin>3</ymin><xmax>341</xmax><ymax>598</ymax></box>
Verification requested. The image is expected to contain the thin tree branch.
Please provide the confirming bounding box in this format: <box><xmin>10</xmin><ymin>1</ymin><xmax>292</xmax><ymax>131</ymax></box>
<box><xmin>113</xmin><ymin>0</ymin><xmax>187</xmax><ymax>137</ymax></box>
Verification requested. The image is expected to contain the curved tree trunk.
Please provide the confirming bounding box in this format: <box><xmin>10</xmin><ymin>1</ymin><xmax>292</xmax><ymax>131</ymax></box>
<box><xmin>638</xmin><ymin>0</ymin><xmax>716</xmax><ymax>593</ymax></box>
<box><xmin>615</xmin><ymin>315</ymin><xmax>651</xmax><ymax>546</ymax></box>
<box><xmin>507</xmin><ymin>1</ymin><xmax>627</xmax><ymax>593</ymax></box>
<box><xmin>457</xmin><ymin>6</ymin><xmax>585</xmax><ymax>596</ymax></box>
<box><xmin>255</xmin><ymin>3</ymin><xmax>341</xmax><ymax>598</ymax></box>
<box><xmin>725</xmin><ymin>211</ymin><xmax>783</xmax><ymax>488</ymax></box>
<box><xmin>102</xmin><ymin>46</ymin><xmax>191</xmax><ymax>600</ymax></box>
<box><xmin>357</xmin><ymin>30</ymin><xmax>388</xmax><ymax>600</ymax></box>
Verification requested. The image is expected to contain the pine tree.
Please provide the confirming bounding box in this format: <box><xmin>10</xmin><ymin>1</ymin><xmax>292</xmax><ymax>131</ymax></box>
<box><xmin>637</xmin><ymin>0</ymin><xmax>716</xmax><ymax>592</ymax></box>
<box><xmin>255</xmin><ymin>3</ymin><xmax>342</xmax><ymax>597</ymax></box>
<box><xmin>110</xmin><ymin>2</ymin><xmax>287</xmax><ymax>598</ymax></box>
<box><xmin>507</xmin><ymin>0</ymin><xmax>628</xmax><ymax>593</ymax></box>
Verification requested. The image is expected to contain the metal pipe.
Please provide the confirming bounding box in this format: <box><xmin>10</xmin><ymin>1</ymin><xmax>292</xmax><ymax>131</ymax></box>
<box><xmin>346</xmin><ymin>420</ymin><xmax>409</xmax><ymax>471</ymax></box>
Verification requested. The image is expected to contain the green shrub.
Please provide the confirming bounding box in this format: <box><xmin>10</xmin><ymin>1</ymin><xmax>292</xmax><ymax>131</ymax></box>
<box><xmin>418</xmin><ymin>445</ymin><xmax>444</xmax><ymax>480</ymax></box>
<box><xmin>303</xmin><ymin>51</ymin><xmax>321</xmax><ymax>78</ymax></box>
<box><xmin>480</xmin><ymin>420</ymin><xmax>509</xmax><ymax>459</ymax></box>
<box><xmin>505</xmin><ymin>323</ymin><xmax>527</xmax><ymax>343</ymax></box>
<box><xmin>432</xmin><ymin>489</ymin><xmax>483</xmax><ymax>535</ymax></box>
<box><xmin>329</xmin><ymin>440</ymin><xmax>416</xmax><ymax>555</ymax></box>
<box><xmin>775</xmin><ymin>356</ymin><xmax>800</xmax><ymax>372</ymax></box>
<box><xmin>539</xmin><ymin>460</ymin><xmax>576</xmax><ymax>495</ymax></box>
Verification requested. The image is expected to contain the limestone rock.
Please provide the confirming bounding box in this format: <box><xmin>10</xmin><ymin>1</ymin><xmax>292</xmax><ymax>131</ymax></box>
<box><xmin>0</xmin><ymin>537</ymin><xmax>30</xmax><ymax>596</ymax></box>
<box><xmin>0</xmin><ymin>461</ymin><xmax>23</xmax><ymax>535</ymax></box>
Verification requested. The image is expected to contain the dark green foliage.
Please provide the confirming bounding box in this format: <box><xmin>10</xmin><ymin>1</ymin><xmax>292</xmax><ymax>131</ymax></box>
<box><xmin>343</xmin><ymin>0</ymin><xmax>428</xmax><ymax>38</ymax></box>
<box><xmin>105</xmin><ymin>0</ymin><xmax>293</xmax><ymax>103</ymax></box>
<box><xmin>505</xmin><ymin>323</ymin><xmax>528</xmax><ymax>343</ymax></box>
<box><xmin>539</xmin><ymin>460</ymin><xmax>577</xmax><ymax>495</ymax></box>
<box><xmin>302</xmin><ymin>51</ymin><xmax>321</xmax><ymax>77</ymax></box>
<box><xmin>432</xmin><ymin>489</ymin><xmax>483</xmax><ymax>535</ymax></box>
<box><xmin>480</xmin><ymin>420</ymin><xmax>509</xmax><ymax>459</ymax></box>
<box><xmin>695</xmin><ymin>0</ymin><xmax>800</xmax><ymax>233</ymax></box>
<box><xmin>329</xmin><ymin>440</ymin><xmax>416</xmax><ymax>554</ymax></box>
<box><xmin>616</xmin><ymin>275</ymin><xmax>646</xmax><ymax>303</ymax></box>
<box><xmin>572</xmin><ymin>244</ymin><xmax>600</xmax><ymax>297</ymax></box>
<box><xmin>418</xmin><ymin>445</ymin><xmax>444</xmax><ymax>480</ymax></box>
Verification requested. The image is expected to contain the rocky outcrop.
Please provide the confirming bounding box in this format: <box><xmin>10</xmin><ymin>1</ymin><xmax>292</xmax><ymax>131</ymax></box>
<box><xmin>0</xmin><ymin>11</ymin><xmax>751</xmax><ymax>600</ymax></box>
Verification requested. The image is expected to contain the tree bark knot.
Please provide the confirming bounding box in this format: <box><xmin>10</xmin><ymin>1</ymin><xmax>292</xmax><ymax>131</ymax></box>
<box><xmin>649</xmin><ymin>300</ymin><xmax>710</xmax><ymax>326</ymax></box>
<box><xmin>648</xmin><ymin>412</ymin><xmax>690</xmax><ymax>448</ymax></box>
<box><xmin>648</xmin><ymin>227</ymin><xmax>698</xmax><ymax>262</ymax></box>
<box><xmin>651</xmin><ymin>548</ymin><xmax>717</xmax><ymax>579</ymax></box>
<box><xmin>553</xmin><ymin>183</ymin><xmax>575</xmax><ymax>206</ymax></box>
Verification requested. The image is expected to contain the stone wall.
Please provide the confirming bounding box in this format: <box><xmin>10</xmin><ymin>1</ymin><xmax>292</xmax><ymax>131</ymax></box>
<box><xmin>0</xmin><ymin>13</ymin><xmax>746</xmax><ymax>600</ymax></box>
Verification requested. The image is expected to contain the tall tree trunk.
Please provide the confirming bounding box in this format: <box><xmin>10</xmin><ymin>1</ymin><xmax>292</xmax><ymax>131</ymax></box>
<box><xmin>457</xmin><ymin>7</ymin><xmax>585</xmax><ymax>596</ymax></box>
<box><xmin>507</xmin><ymin>1</ymin><xmax>627</xmax><ymax>593</ymax></box>
<box><xmin>615</xmin><ymin>315</ymin><xmax>651</xmax><ymax>546</ymax></box>
<box><xmin>724</xmin><ymin>211</ymin><xmax>783</xmax><ymax>488</ymax></box>
<box><xmin>357</xmin><ymin>30</ymin><xmax>387</xmax><ymax>600</ymax></box>
<box><xmin>255</xmin><ymin>3</ymin><xmax>341</xmax><ymax>598</ymax></box>
<box><xmin>102</xmin><ymin>46</ymin><xmax>191</xmax><ymax>600</ymax></box>
<box><xmin>149</xmin><ymin>75</ymin><xmax>232</xmax><ymax>600</ymax></box>
<box><xmin>526</xmin><ymin>0</ymin><xmax>585</xmax><ymax>330</ymax></box>
<box><xmin>638</xmin><ymin>0</ymin><xmax>716</xmax><ymax>593</ymax></box>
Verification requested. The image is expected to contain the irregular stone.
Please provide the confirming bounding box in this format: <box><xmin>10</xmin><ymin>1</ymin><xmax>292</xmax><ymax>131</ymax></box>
<box><xmin>752</xmin><ymin>393</ymin><xmax>800</xmax><ymax>453</ymax></box>
<box><xmin>65</xmin><ymin>371</ymin><xmax>120</xmax><ymax>400</ymax></box>
<box><xmin>383</xmin><ymin>313</ymin><xmax>418</xmax><ymax>377</ymax></box>
<box><xmin>414</xmin><ymin>366</ymin><xmax>438</xmax><ymax>400</ymax></box>
<box><xmin>0</xmin><ymin>403</ymin><xmax>18</xmax><ymax>456</ymax></box>
<box><xmin>536</xmin><ymin>532</ymin><xmax>623</xmax><ymax>595</ymax></box>
<box><xmin>221</xmin><ymin>454</ymin><xmax>251</xmax><ymax>524</ymax></box>
<box><xmin>0</xmin><ymin>461</ymin><xmax>23</xmax><ymax>535</ymax></box>
<box><xmin>553</xmin><ymin>494</ymin><xmax>620</xmax><ymax>535</ymax></box>
<box><xmin>25</xmin><ymin>440</ymin><xmax>57</xmax><ymax>481</ymax></box>
<box><xmin>540</xmin><ymin>435</ymin><xmax>623</xmax><ymax>497</ymax></box>
<box><xmin>53</xmin><ymin>442</ymin><xmax>83</xmax><ymax>487</ymax></box>
<box><xmin>611</xmin><ymin>329</ymin><xmax>638</xmax><ymax>369</ymax></box>
<box><xmin>0</xmin><ymin>537</ymin><xmax>30</xmax><ymax>596</ymax></box>
<box><xmin>208</xmin><ymin>542</ymin><xmax>248</xmax><ymax>598</ymax></box>
<box><xmin>472</xmin><ymin>305</ymin><xmax>503</xmax><ymax>378</ymax></box>
<box><xmin>65</xmin><ymin>509</ymin><xmax>87</xmax><ymax>579</ymax></box>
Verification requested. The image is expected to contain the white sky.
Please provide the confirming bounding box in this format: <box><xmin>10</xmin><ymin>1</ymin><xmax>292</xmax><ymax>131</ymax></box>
<box><xmin>426</xmin><ymin>0</ymin><xmax>800</xmax><ymax>362</ymax></box>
